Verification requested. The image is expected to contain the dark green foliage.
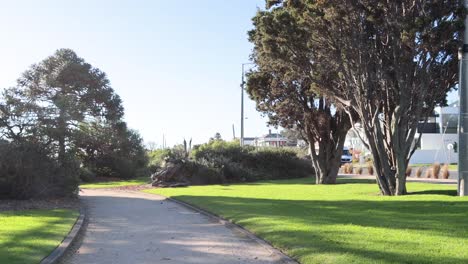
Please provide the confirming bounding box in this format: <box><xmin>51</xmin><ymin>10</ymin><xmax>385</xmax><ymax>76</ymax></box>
<box><xmin>78</xmin><ymin>167</ymin><xmax>96</xmax><ymax>183</ymax></box>
<box><xmin>76</xmin><ymin>122</ymin><xmax>148</xmax><ymax>181</ymax></box>
<box><xmin>192</xmin><ymin>140</ymin><xmax>313</xmax><ymax>182</ymax></box>
<box><xmin>0</xmin><ymin>141</ymin><xmax>79</xmax><ymax>199</ymax></box>
<box><xmin>0</xmin><ymin>49</ymin><xmax>124</xmax><ymax>162</ymax></box>
<box><xmin>209</xmin><ymin>132</ymin><xmax>223</xmax><ymax>142</ymax></box>
<box><xmin>259</xmin><ymin>1</ymin><xmax>462</xmax><ymax>195</ymax></box>
<box><xmin>0</xmin><ymin>49</ymin><xmax>148</xmax><ymax>197</ymax></box>
<box><xmin>247</xmin><ymin>3</ymin><xmax>351</xmax><ymax>184</ymax></box>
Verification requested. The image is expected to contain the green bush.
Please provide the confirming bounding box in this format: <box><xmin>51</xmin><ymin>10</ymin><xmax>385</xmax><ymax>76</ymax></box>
<box><xmin>89</xmin><ymin>153</ymin><xmax>147</xmax><ymax>180</ymax></box>
<box><xmin>79</xmin><ymin>167</ymin><xmax>96</xmax><ymax>182</ymax></box>
<box><xmin>77</xmin><ymin>123</ymin><xmax>149</xmax><ymax>180</ymax></box>
<box><xmin>191</xmin><ymin>141</ymin><xmax>313</xmax><ymax>183</ymax></box>
<box><xmin>0</xmin><ymin>141</ymin><xmax>79</xmax><ymax>199</ymax></box>
<box><xmin>148</xmin><ymin>148</ymin><xmax>172</xmax><ymax>172</ymax></box>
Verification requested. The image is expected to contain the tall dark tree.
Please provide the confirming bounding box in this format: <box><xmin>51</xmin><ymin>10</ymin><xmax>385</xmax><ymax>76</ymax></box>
<box><xmin>0</xmin><ymin>49</ymin><xmax>148</xmax><ymax>197</ymax></box>
<box><xmin>247</xmin><ymin>6</ymin><xmax>351</xmax><ymax>184</ymax></box>
<box><xmin>1</xmin><ymin>49</ymin><xmax>124</xmax><ymax>163</ymax></box>
<box><xmin>273</xmin><ymin>0</ymin><xmax>462</xmax><ymax>195</ymax></box>
<box><xmin>76</xmin><ymin>121</ymin><xmax>148</xmax><ymax>179</ymax></box>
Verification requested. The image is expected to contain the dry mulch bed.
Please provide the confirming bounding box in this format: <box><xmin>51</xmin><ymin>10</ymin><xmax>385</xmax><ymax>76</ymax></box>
<box><xmin>0</xmin><ymin>197</ymin><xmax>80</xmax><ymax>212</ymax></box>
<box><xmin>105</xmin><ymin>184</ymin><xmax>154</xmax><ymax>192</ymax></box>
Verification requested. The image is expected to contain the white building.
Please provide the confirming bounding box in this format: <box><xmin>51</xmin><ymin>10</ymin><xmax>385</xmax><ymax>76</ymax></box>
<box><xmin>410</xmin><ymin>104</ymin><xmax>459</xmax><ymax>164</ymax></box>
<box><xmin>255</xmin><ymin>130</ymin><xmax>288</xmax><ymax>147</ymax></box>
<box><xmin>243</xmin><ymin>137</ymin><xmax>257</xmax><ymax>146</ymax></box>
<box><xmin>343</xmin><ymin>104</ymin><xmax>459</xmax><ymax>164</ymax></box>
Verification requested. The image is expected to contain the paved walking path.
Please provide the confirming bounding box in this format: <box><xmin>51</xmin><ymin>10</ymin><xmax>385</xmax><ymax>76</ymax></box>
<box><xmin>65</xmin><ymin>189</ymin><xmax>292</xmax><ymax>264</ymax></box>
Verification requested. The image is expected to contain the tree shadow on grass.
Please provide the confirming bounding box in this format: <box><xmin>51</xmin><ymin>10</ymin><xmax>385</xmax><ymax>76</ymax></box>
<box><xmin>408</xmin><ymin>189</ymin><xmax>458</xmax><ymax>196</ymax></box>
<box><xmin>223</xmin><ymin>177</ymin><xmax>376</xmax><ymax>186</ymax></box>
<box><xmin>262</xmin><ymin>228</ymin><xmax>467</xmax><ymax>264</ymax></box>
<box><xmin>335</xmin><ymin>178</ymin><xmax>376</xmax><ymax>184</ymax></box>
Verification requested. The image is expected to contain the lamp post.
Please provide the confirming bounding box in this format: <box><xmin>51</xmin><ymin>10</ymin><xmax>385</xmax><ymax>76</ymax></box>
<box><xmin>458</xmin><ymin>0</ymin><xmax>468</xmax><ymax>196</ymax></box>
<box><xmin>241</xmin><ymin>63</ymin><xmax>254</xmax><ymax>147</ymax></box>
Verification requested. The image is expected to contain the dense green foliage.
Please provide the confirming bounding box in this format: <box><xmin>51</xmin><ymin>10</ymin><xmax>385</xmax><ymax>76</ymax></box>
<box><xmin>146</xmin><ymin>179</ymin><xmax>468</xmax><ymax>264</ymax></box>
<box><xmin>257</xmin><ymin>1</ymin><xmax>462</xmax><ymax>195</ymax></box>
<box><xmin>0</xmin><ymin>142</ymin><xmax>79</xmax><ymax>199</ymax></box>
<box><xmin>76</xmin><ymin>122</ymin><xmax>148</xmax><ymax>181</ymax></box>
<box><xmin>150</xmin><ymin>140</ymin><xmax>313</xmax><ymax>184</ymax></box>
<box><xmin>247</xmin><ymin>3</ymin><xmax>351</xmax><ymax>184</ymax></box>
<box><xmin>0</xmin><ymin>209</ymin><xmax>78</xmax><ymax>264</ymax></box>
<box><xmin>147</xmin><ymin>148</ymin><xmax>172</xmax><ymax>171</ymax></box>
<box><xmin>191</xmin><ymin>140</ymin><xmax>313</xmax><ymax>182</ymax></box>
<box><xmin>0</xmin><ymin>49</ymin><xmax>148</xmax><ymax>197</ymax></box>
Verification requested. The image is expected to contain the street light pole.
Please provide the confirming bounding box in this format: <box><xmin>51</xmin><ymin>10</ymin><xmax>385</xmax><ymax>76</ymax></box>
<box><xmin>458</xmin><ymin>0</ymin><xmax>468</xmax><ymax>196</ymax></box>
<box><xmin>241</xmin><ymin>63</ymin><xmax>254</xmax><ymax>147</ymax></box>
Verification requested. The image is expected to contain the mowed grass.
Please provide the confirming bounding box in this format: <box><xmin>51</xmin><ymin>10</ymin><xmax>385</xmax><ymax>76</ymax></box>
<box><xmin>145</xmin><ymin>178</ymin><xmax>468</xmax><ymax>264</ymax></box>
<box><xmin>0</xmin><ymin>209</ymin><xmax>79</xmax><ymax>264</ymax></box>
<box><xmin>80</xmin><ymin>176</ymin><xmax>149</xmax><ymax>189</ymax></box>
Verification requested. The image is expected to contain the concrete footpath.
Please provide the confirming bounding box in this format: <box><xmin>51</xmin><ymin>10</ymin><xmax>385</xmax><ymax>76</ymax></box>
<box><xmin>63</xmin><ymin>189</ymin><xmax>292</xmax><ymax>264</ymax></box>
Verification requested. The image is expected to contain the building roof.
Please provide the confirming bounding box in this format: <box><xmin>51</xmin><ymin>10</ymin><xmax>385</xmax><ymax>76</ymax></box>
<box><xmin>263</xmin><ymin>133</ymin><xmax>284</xmax><ymax>138</ymax></box>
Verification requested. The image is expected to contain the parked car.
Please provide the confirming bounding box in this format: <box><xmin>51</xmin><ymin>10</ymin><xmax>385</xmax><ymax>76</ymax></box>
<box><xmin>341</xmin><ymin>147</ymin><xmax>352</xmax><ymax>164</ymax></box>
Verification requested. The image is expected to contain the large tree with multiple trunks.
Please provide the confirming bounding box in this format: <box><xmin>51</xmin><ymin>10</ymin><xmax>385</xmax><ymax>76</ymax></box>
<box><xmin>260</xmin><ymin>0</ymin><xmax>462</xmax><ymax>195</ymax></box>
<box><xmin>247</xmin><ymin>6</ymin><xmax>351</xmax><ymax>184</ymax></box>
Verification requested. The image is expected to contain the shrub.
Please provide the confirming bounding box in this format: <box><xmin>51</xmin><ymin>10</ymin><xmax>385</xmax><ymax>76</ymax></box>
<box><xmin>425</xmin><ymin>168</ymin><xmax>432</xmax><ymax>178</ymax></box>
<box><xmin>148</xmin><ymin>149</ymin><xmax>172</xmax><ymax>172</ymax></box>
<box><xmin>357</xmin><ymin>167</ymin><xmax>363</xmax><ymax>175</ymax></box>
<box><xmin>406</xmin><ymin>167</ymin><xmax>413</xmax><ymax>177</ymax></box>
<box><xmin>191</xmin><ymin>141</ymin><xmax>313</xmax><ymax>182</ymax></box>
<box><xmin>0</xmin><ymin>141</ymin><xmax>79</xmax><ymax>199</ymax></box>
<box><xmin>441</xmin><ymin>164</ymin><xmax>450</xmax><ymax>179</ymax></box>
<box><xmin>79</xmin><ymin>167</ymin><xmax>96</xmax><ymax>182</ymax></box>
<box><xmin>367</xmin><ymin>164</ymin><xmax>374</xmax><ymax>175</ymax></box>
<box><xmin>343</xmin><ymin>163</ymin><xmax>354</xmax><ymax>174</ymax></box>
<box><xmin>431</xmin><ymin>163</ymin><xmax>441</xmax><ymax>179</ymax></box>
<box><xmin>415</xmin><ymin>167</ymin><xmax>423</xmax><ymax>178</ymax></box>
<box><xmin>342</xmin><ymin>164</ymin><xmax>347</xmax><ymax>174</ymax></box>
<box><xmin>78</xmin><ymin>124</ymin><xmax>149</xmax><ymax>180</ymax></box>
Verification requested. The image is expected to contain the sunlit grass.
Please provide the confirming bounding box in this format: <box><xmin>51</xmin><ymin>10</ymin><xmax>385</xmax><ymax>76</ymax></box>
<box><xmin>145</xmin><ymin>178</ymin><xmax>468</xmax><ymax>264</ymax></box>
<box><xmin>0</xmin><ymin>209</ymin><xmax>79</xmax><ymax>264</ymax></box>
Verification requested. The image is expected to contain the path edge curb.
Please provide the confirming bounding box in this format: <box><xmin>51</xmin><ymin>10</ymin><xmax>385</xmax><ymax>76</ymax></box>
<box><xmin>40</xmin><ymin>210</ymin><xmax>86</xmax><ymax>264</ymax></box>
<box><xmin>163</xmin><ymin>195</ymin><xmax>299</xmax><ymax>264</ymax></box>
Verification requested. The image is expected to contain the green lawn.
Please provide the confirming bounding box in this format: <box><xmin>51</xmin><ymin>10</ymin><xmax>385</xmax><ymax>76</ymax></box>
<box><xmin>0</xmin><ymin>209</ymin><xmax>79</xmax><ymax>264</ymax></box>
<box><xmin>145</xmin><ymin>178</ymin><xmax>468</xmax><ymax>264</ymax></box>
<box><xmin>80</xmin><ymin>176</ymin><xmax>149</xmax><ymax>189</ymax></box>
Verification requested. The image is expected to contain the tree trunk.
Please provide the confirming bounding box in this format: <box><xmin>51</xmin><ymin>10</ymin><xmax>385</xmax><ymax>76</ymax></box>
<box><xmin>395</xmin><ymin>152</ymin><xmax>408</xmax><ymax>195</ymax></box>
<box><xmin>366</xmin><ymin>126</ymin><xmax>410</xmax><ymax>196</ymax></box>
<box><xmin>308</xmin><ymin>122</ymin><xmax>348</xmax><ymax>185</ymax></box>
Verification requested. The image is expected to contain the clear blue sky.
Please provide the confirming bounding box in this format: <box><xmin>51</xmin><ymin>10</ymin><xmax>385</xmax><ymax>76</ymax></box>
<box><xmin>0</xmin><ymin>1</ymin><xmax>460</xmax><ymax>147</ymax></box>
<box><xmin>0</xmin><ymin>0</ymin><xmax>273</xmax><ymax>147</ymax></box>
